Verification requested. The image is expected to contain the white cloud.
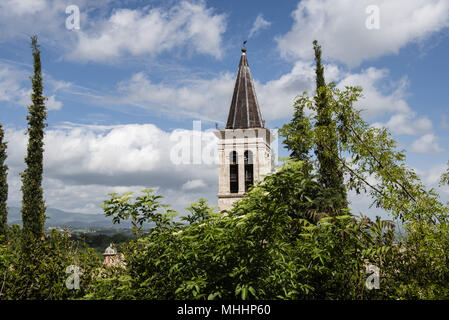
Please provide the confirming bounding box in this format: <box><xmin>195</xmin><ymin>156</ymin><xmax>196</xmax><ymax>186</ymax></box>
<box><xmin>4</xmin><ymin>0</ymin><xmax>47</xmax><ymax>16</ymax></box>
<box><xmin>114</xmin><ymin>71</ymin><xmax>235</xmax><ymax>123</ymax></box>
<box><xmin>0</xmin><ymin>63</ymin><xmax>30</xmax><ymax>106</ymax></box>
<box><xmin>46</xmin><ymin>95</ymin><xmax>63</xmax><ymax>111</ymax></box>
<box><xmin>373</xmin><ymin>113</ymin><xmax>433</xmax><ymax>135</ymax></box>
<box><xmin>0</xmin><ymin>0</ymin><xmax>110</xmax><ymax>43</ymax></box>
<box><xmin>0</xmin><ymin>1</ymin><xmax>225</xmax><ymax>63</ymax></box>
<box><xmin>415</xmin><ymin>163</ymin><xmax>447</xmax><ymax>186</ymax></box>
<box><xmin>0</xmin><ymin>62</ymin><xmax>66</xmax><ymax>110</ymax></box>
<box><xmin>277</xmin><ymin>0</ymin><xmax>449</xmax><ymax>67</ymax></box>
<box><xmin>4</xmin><ymin>123</ymin><xmax>218</xmax><ymax>213</ymax></box>
<box><xmin>410</xmin><ymin>134</ymin><xmax>444</xmax><ymax>154</ymax></box>
<box><xmin>0</xmin><ymin>2</ymin><xmax>426</xmax><ymax>128</ymax></box>
<box><xmin>103</xmin><ymin>60</ymin><xmax>315</xmax><ymax>123</ymax></box>
<box><xmin>7</xmin><ymin>121</ymin><xmax>443</xmax><ymax>217</ymax></box>
<box><xmin>336</xmin><ymin>67</ymin><xmax>435</xmax><ymax>136</ymax></box>
<box><xmin>109</xmin><ymin>61</ymin><xmax>420</xmax><ymax>126</ymax></box>
<box><xmin>0</xmin><ymin>0</ymin><xmax>56</xmax><ymax>40</ymax></box>
<box><xmin>40</xmin><ymin>179</ymin><xmax>149</xmax><ymax>215</ymax></box>
<box><xmin>412</xmin><ymin>164</ymin><xmax>449</xmax><ymax>204</ymax></box>
<box><xmin>337</xmin><ymin>67</ymin><xmax>411</xmax><ymax>120</ymax></box>
<box><xmin>68</xmin><ymin>1</ymin><xmax>227</xmax><ymax>62</ymax></box>
<box><xmin>248</xmin><ymin>14</ymin><xmax>271</xmax><ymax>38</ymax></box>
<box><xmin>258</xmin><ymin>63</ymin><xmax>418</xmax><ymax>122</ymax></box>
<box><xmin>440</xmin><ymin>114</ymin><xmax>449</xmax><ymax>129</ymax></box>
<box><xmin>255</xmin><ymin>60</ymin><xmax>316</xmax><ymax>120</ymax></box>
<box><xmin>261</xmin><ymin>64</ymin><xmax>414</xmax><ymax>123</ymax></box>
<box><xmin>182</xmin><ymin>179</ymin><xmax>207</xmax><ymax>191</ymax></box>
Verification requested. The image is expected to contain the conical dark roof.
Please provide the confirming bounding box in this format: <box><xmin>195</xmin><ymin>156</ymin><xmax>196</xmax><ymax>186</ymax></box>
<box><xmin>226</xmin><ymin>48</ymin><xmax>264</xmax><ymax>129</ymax></box>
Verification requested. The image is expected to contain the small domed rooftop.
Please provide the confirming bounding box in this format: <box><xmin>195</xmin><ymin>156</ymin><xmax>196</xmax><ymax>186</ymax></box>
<box><xmin>103</xmin><ymin>244</ymin><xmax>117</xmax><ymax>255</ymax></box>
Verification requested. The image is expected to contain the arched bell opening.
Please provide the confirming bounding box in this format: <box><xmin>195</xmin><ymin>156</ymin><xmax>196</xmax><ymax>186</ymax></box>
<box><xmin>229</xmin><ymin>151</ymin><xmax>238</xmax><ymax>193</ymax></box>
<box><xmin>244</xmin><ymin>150</ymin><xmax>253</xmax><ymax>192</ymax></box>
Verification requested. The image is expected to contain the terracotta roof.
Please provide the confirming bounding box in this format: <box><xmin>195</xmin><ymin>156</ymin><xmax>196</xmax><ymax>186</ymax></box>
<box><xmin>226</xmin><ymin>47</ymin><xmax>264</xmax><ymax>129</ymax></box>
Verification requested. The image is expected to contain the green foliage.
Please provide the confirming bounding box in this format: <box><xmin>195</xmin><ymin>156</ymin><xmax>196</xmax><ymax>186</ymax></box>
<box><xmin>279</xmin><ymin>56</ymin><xmax>449</xmax><ymax>298</ymax></box>
<box><xmin>380</xmin><ymin>221</ymin><xmax>449</xmax><ymax>299</ymax></box>
<box><xmin>2</xmin><ymin>37</ymin><xmax>449</xmax><ymax>301</ymax></box>
<box><xmin>0</xmin><ymin>124</ymin><xmax>7</xmax><ymax>237</ymax></box>
<box><xmin>84</xmin><ymin>161</ymin><xmax>400</xmax><ymax>300</ymax></box>
<box><xmin>182</xmin><ymin>198</ymin><xmax>217</xmax><ymax>224</ymax></box>
<box><xmin>327</xmin><ymin>85</ymin><xmax>449</xmax><ymax>226</ymax></box>
<box><xmin>21</xmin><ymin>35</ymin><xmax>47</xmax><ymax>241</ymax></box>
<box><xmin>278</xmin><ymin>103</ymin><xmax>312</xmax><ymax>163</ymax></box>
<box><xmin>281</xmin><ymin>69</ymin><xmax>449</xmax><ymax>226</ymax></box>
<box><xmin>439</xmin><ymin>161</ymin><xmax>449</xmax><ymax>187</ymax></box>
<box><xmin>101</xmin><ymin>188</ymin><xmax>178</xmax><ymax>239</ymax></box>
<box><xmin>0</xmin><ymin>226</ymin><xmax>101</xmax><ymax>300</ymax></box>
<box><xmin>84</xmin><ymin>77</ymin><xmax>449</xmax><ymax>299</ymax></box>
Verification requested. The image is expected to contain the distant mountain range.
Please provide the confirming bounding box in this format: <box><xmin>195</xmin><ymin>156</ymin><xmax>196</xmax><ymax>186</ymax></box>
<box><xmin>7</xmin><ymin>207</ymin><xmax>132</xmax><ymax>228</ymax></box>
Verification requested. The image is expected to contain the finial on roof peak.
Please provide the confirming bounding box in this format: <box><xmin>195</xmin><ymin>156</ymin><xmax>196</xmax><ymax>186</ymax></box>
<box><xmin>242</xmin><ymin>40</ymin><xmax>247</xmax><ymax>53</ymax></box>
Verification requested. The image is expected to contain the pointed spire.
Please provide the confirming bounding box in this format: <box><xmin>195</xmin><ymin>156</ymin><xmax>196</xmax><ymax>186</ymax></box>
<box><xmin>226</xmin><ymin>43</ymin><xmax>264</xmax><ymax>129</ymax></box>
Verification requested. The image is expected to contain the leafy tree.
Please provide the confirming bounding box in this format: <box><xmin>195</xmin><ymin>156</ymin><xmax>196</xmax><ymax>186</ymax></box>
<box><xmin>439</xmin><ymin>161</ymin><xmax>449</xmax><ymax>187</ymax></box>
<box><xmin>279</xmin><ymin>102</ymin><xmax>312</xmax><ymax>162</ymax></box>
<box><xmin>0</xmin><ymin>226</ymin><xmax>101</xmax><ymax>300</ymax></box>
<box><xmin>101</xmin><ymin>188</ymin><xmax>178</xmax><ymax>239</ymax></box>
<box><xmin>85</xmin><ymin>161</ymin><xmax>399</xmax><ymax>300</ymax></box>
<box><xmin>182</xmin><ymin>198</ymin><xmax>217</xmax><ymax>224</ymax></box>
<box><xmin>280</xmin><ymin>81</ymin><xmax>449</xmax><ymax>298</ymax></box>
<box><xmin>20</xmin><ymin>35</ymin><xmax>47</xmax><ymax>240</ymax></box>
<box><xmin>0</xmin><ymin>124</ymin><xmax>7</xmax><ymax>237</ymax></box>
<box><xmin>283</xmin><ymin>81</ymin><xmax>449</xmax><ymax>225</ymax></box>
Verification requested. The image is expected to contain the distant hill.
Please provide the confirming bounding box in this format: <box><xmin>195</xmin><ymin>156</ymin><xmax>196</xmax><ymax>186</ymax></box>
<box><xmin>7</xmin><ymin>207</ymin><xmax>133</xmax><ymax>228</ymax></box>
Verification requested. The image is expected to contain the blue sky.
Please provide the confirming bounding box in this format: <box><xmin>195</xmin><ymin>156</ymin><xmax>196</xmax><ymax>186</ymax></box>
<box><xmin>0</xmin><ymin>0</ymin><xmax>449</xmax><ymax>219</ymax></box>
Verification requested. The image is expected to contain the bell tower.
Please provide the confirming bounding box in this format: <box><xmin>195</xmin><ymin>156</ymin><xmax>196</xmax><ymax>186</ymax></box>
<box><xmin>215</xmin><ymin>44</ymin><xmax>272</xmax><ymax>212</ymax></box>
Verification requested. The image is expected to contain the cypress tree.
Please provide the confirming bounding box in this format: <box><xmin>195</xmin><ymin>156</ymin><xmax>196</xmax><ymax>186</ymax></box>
<box><xmin>313</xmin><ymin>40</ymin><xmax>347</xmax><ymax>207</ymax></box>
<box><xmin>21</xmin><ymin>35</ymin><xmax>47</xmax><ymax>239</ymax></box>
<box><xmin>0</xmin><ymin>124</ymin><xmax>8</xmax><ymax>236</ymax></box>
